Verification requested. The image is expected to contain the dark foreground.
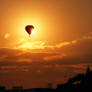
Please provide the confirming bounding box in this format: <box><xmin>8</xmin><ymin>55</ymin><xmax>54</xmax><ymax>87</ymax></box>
<box><xmin>0</xmin><ymin>67</ymin><xmax>92</xmax><ymax>92</ymax></box>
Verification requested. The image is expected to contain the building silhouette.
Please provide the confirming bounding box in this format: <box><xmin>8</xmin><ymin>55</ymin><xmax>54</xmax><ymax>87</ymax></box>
<box><xmin>57</xmin><ymin>66</ymin><xmax>92</xmax><ymax>92</ymax></box>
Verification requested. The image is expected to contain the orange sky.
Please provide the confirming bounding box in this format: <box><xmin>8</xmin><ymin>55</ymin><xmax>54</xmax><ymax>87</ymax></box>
<box><xmin>0</xmin><ymin>0</ymin><xmax>92</xmax><ymax>49</ymax></box>
<box><xmin>0</xmin><ymin>0</ymin><xmax>92</xmax><ymax>89</ymax></box>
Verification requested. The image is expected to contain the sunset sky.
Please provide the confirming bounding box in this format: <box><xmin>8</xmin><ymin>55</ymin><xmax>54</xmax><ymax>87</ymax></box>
<box><xmin>0</xmin><ymin>0</ymin><xmax>92</xmax><ymax>89</ymax></box>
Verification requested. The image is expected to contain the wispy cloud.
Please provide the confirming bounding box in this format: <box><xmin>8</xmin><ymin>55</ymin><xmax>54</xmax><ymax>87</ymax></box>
<box><xmin>56</xmin><ymin>42</ymin><xmax>71</xmax><ymax>48</ymax></box>
<box><xmin>15</xmin><ymin>39</ymin><xmax>77</xmax><ymax>50</ymax></box>
<box><xmin>0</xmin><ymin>65</ymin><xmax>29</xmax><ymax>72</ymax></box>
<box><xmin>14</xmin><ymin>32</ymin><xmax>92</xmax><ymax>51</ymax></box>
<box><xmin>0</xmin><ymin>32</ymin><xmax>92</xmax><ymax>66</ymax></box>
<box><xmin>44</xmin><ymin>54</ymin><xmax>67</xmax><ymax>61</ymax></box>
<box><xmin>16</xmin><ymin>41</ymin><xmax>46</xmax><ymax>50</ymax></box>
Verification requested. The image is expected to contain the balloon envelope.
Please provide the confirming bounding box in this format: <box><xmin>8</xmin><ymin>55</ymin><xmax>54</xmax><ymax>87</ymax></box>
<box><xmin>25</xmin><ymin>25</ymin><xmax>34</xmax><ymax>35</ymax></box>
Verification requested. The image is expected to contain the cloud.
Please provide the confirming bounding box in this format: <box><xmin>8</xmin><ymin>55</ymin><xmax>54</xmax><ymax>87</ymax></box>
<box><xmin>14</xmin><ymin>32</ymin><xmax>92</xmax><ymax>51</ymax></box>
<box><xmin>4</xmin><ymin>33</ymin><xmax>10</xmax><ymax>39</ymax></box>
<box><xmin>0</xmin><ymin>48</ymin><xmax>32</xmax><ymax>63</ymax></box>
<box><xmin>44</xmin><ymin>54</ymin><xmax>67</xmax><ymax>61</ymax></box>
<box><xmin>56</xmin><ymin>42</ymin><xmax>71</xmax><ymax>48</ymax></box>
<box><xmin>0</xmin><ymin>47</ymin><xmax>92</xmax><ymax>88</ymax></box>
<box><xmin>14</xmin><ymin>38</ymin><xmax>46</xmax><ymax>50</ymax></box>
<box><xmin>15</xmin><ymin>39</ymin><xmax>77</xmax><ymax>50</ymax></box>
<box><xmin>17</xmin><ymin>59</ymin><xmax>32</xmax><ymax>63</ymax></box>
<box><xmin>0</xmin><ymin>32</ymin><xmax>92</xmax><ymax>67</ymax></box>
<box><xmin>0</xmin><ymin>33</ymin><xmax>92</xmax><ymax>64</ymax></box>
<box><xmin>0</xmin><ymin>65</ymin><xmax>29</xmax><ymax>72</ymax></box>
<box><xmin>16</xmin><ymin>41</ymin><xmax>46</xmax><ymax>50</ymax></box>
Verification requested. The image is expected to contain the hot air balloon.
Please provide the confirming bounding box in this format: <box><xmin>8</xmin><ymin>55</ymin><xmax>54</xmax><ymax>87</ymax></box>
<box><xmin>25</xmin><ymin>25</ymin><xmax>34</xmax><ymax>36</ymax></box>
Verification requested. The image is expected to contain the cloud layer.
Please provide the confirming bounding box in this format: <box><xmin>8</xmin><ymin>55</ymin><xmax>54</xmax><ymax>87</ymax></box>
<box><xmin>0</xmin><ymin>33</ymin><xmax>92</xmax><ymax>88</ymax></box>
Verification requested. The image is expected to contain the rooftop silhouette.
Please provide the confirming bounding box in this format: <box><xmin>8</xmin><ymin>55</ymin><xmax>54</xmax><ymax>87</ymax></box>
<box><xmin>57</xmin><ymin>66</ymin><xmax>92</xmax><ymax>92</ymax></box>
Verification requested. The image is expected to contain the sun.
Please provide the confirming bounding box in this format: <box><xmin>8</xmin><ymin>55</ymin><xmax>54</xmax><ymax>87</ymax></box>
<box><xmin>31</xmin><ymin>26</ymin><xmax>37</xmax><ymax>35</ymax></box>
<box><xmin>31</xmin><ymin>28</ymin><xmax>35</xmax><ymax>35</ymax></box>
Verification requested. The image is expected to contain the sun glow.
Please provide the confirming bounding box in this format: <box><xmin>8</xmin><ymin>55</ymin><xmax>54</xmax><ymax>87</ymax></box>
<box><xmin>31</xmin><ymin>26</ymin><xmax>37</xmax><ymax>35</ymax></box>
<box><xmin>11</xmin><ymin>17</ymin><xmax>46</xmax><ymax>50</ymax></box>
<box><xmin>18</xmin><ymin>19</ymin><xmax>41</xmax><ymax>38</ymax></box>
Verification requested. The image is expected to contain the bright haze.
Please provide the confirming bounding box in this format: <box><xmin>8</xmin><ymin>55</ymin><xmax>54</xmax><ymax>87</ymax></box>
<box><xmin>0</xmin><ymin>0</ymin><xmax>92</xmax><ymax>88</ymax></box>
